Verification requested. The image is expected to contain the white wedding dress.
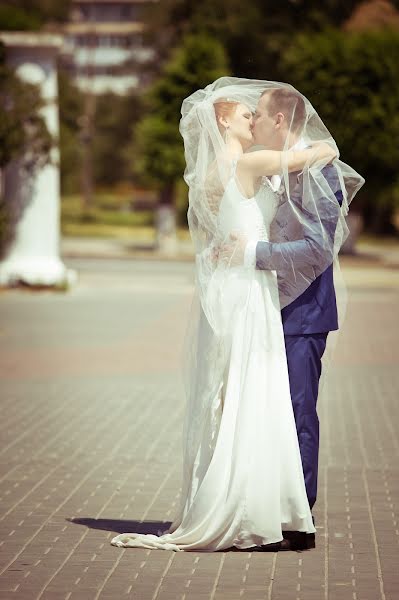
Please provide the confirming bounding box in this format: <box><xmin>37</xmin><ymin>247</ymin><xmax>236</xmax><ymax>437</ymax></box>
<box><xmin>111</xmin><ymin>169</ymin><xmax>316</xmax><ymax>552</ymax></box>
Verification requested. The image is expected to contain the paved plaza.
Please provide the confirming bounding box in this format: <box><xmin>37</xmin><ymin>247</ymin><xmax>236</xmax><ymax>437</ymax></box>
<box><xmin>0</xmin><ymin>254</ymin><xmax>398</xmax><ymax>599</ymax></box>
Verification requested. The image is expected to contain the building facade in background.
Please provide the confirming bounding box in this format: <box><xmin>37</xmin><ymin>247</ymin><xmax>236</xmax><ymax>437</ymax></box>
<box><xmin>61</xmin><ymin>0</ymin><xmax>156</xmax><ymax>94</ymax></box>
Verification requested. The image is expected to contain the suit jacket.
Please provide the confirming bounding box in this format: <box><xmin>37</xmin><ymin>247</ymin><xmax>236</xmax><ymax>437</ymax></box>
<box><xmin>256</xmin><ymin>164</ymin><xmax>344</xmax><ymax>335</ymax></box>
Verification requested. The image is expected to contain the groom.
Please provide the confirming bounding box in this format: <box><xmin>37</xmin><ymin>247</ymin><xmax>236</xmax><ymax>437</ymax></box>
<box><xmin>222</xmin><ymin>87</ymin><xmax>343</xmax><ymax>550</ymax></box>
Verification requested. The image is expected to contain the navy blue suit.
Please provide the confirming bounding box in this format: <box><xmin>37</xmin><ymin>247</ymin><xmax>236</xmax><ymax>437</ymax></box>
<box><xmin>255</xmin><ymin>164</ymin><xmax>343</xmax><ymax>509</ymax></box>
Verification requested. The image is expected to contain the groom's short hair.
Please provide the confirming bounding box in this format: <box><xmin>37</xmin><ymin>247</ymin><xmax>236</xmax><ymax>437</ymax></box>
<box><xmin>262</xmin><ymin>88</ymin><xmax>306</xmax><ymax>133</ymax></box>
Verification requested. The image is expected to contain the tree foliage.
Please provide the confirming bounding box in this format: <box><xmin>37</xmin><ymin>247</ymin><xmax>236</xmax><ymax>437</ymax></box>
<box><xmin>142</xmin><ymin>0</ymin><xmax>367</xmax><ymax>79</ymax></box>
<box><xmin>0</xmin><ymin>47</ymin><xmax>52</xmax><ymax>169</ymax></box>
<box><xmin>58</xmin><ymin>70</ymin><xmax>84</xmax><ymax>194</ymax></box>
<box><xmin>0</xmin><ymin>0</ymin><xmax>71</xmax><ymax>31</ymax></box>
<box><xmin>280</xmin><ymin>28</ymin><xmax>399</xmax><ymax>232</ymax></box>
<box><xmin>131</xmin><ymin>33</ymin><xmax>229</xmax><ymax>201</ymax></box>
<box><xmin>93</xmin><ymin>91</ymin><xmax>143</xmax><ymax>187</ymax></box>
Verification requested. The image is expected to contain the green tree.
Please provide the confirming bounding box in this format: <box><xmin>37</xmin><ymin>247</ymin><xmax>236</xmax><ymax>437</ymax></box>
<box><xmin>130</xmin><ymin>33</ymin><xmax>229</xmax><ymax>249</ymax></box>
<box><xmin>58</xmin><ymin>70</ymin><xmax>84</xmax><ymax>195</ymax></box>
<box><xmin>142</xmin><ymin>0</ymin><xmax>368</xmax><ymax>80</ymax></box>
<box><xmin>133</xmin><ymin>33</ymin><xmax>229</xmax><ymax>192</ymax></box>
<box><xmin>0</xmin><ymin>0</ymin><xmax>71</xmax><ymax>31</ymax></box>
<box><xmin>93</xmin><ymin>91</ymin><xmax>143</xmax><ymax>188</ymax></box>
<box><xmin>280</xmin><ymin>28</ymin><xmax>399</xmax><ymax>233</ymax></box>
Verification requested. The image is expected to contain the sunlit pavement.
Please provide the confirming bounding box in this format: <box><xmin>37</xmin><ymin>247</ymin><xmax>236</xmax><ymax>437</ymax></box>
<box><xmin>0</xmin><ymin>255</ymin><xmax>398</xmax><ymax>599</ymax></box>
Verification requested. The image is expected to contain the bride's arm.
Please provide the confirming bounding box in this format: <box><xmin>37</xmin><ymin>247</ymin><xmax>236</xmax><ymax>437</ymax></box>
<box><xmin>239</xmin><ymin>143</ymin><xmax>337</xmax><ymax>177</ymax></box>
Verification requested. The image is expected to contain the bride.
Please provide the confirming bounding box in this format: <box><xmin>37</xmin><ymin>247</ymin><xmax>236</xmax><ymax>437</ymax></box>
<box><xmin>111</xmin><ymin>78</ymin><xmax>340</xmax><ymax>552</ymax></box>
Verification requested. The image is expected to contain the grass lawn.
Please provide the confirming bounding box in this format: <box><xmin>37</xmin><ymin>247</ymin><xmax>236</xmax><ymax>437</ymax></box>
<box><xmin>61</xmin><ymin>193</ymin><xmax>190</xmax><ymax>241</ymax></box>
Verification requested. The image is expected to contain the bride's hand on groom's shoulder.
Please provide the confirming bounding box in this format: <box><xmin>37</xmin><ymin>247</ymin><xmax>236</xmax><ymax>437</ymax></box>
<box><xmin>310</xmin><ymin>142</ymin><xmax>338</xmax><ymax>165</ymax></box>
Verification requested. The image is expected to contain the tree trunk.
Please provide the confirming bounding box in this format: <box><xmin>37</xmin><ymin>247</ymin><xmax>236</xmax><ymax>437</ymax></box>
<box><xmin>155</xmin><ymin>183</ymin><xmax>177</xmax><ymax>255</ymax></box>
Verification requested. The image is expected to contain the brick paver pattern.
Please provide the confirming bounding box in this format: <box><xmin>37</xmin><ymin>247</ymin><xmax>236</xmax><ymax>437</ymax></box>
<box><xmin>0</xmin><ymin>257</ymin><xmax>398</xmax><ymax>600</ymax></box>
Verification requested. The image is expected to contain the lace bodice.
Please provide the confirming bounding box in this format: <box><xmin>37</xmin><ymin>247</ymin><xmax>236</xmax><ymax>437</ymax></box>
<box><xmin>217</xmin><ymin>174</ymin><xmax>279</xmax><ymax>243</ymax></box>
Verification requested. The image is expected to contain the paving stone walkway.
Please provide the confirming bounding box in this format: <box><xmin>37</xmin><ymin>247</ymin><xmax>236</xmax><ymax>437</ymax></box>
<box><xmin>0</xmin><ymin>256</ymin><xmax>398</xmax><ymax>599</ymax></box>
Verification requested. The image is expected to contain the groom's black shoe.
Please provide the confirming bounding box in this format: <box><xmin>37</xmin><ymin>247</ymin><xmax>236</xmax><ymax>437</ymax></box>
<box><xmin>281</xmin><ymin>515</ymin><xmax>316</xmax><ymax>551</ymax></box>
<box><xmin>245</xmin><ymin>516</ymin><xmax>316</xmax><ymax>552</ymax></box>
<box><xmin>247</xmin><ymin>539</ymin><xmax>292</xmax><ymax>552</ymax></box>
<box><xmin>248</xmin><ymin>536</ymin><xmax>311</xmax><ymax>552</ymax></box>
<box><xmin>282</xmin><ymin>531</ymin><xmax>315</xmax><ymax>550</ymax></box>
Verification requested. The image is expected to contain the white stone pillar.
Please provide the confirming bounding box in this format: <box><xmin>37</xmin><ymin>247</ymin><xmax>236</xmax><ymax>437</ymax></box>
<box><xmin>0</xmin><ymin>32</ymin><xmax>76</xmax><ymax>288</ymax></box>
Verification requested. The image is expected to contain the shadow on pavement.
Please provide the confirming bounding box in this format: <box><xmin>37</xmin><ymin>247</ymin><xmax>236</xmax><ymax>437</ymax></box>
<box><xmin>67</xmin><ymin>517</ymin><xmax>173</xmax><ymax>535</ymax></box>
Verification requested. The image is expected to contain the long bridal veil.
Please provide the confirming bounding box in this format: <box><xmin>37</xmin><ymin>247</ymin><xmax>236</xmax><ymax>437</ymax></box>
<box><xmin>109</xmin><ymin>78</ymin><xmax>364</xmax><ymax>550</ymax></box>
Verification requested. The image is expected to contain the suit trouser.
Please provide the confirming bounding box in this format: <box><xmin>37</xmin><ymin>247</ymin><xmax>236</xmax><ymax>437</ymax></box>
<box><xmin>283</xmin><ymin>332</ymin><xmax>328</xmax><ymax>510</ymax></box>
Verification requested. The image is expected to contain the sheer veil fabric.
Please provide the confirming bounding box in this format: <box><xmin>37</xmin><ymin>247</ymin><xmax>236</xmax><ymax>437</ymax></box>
<box><xmin>110</xmin><ymin>77</ymin><xmax>364</xmax><ymax>552</ymax></box>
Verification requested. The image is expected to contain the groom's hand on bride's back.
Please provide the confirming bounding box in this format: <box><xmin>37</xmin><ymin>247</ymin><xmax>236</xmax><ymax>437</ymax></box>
<box><xmin>220</xmin><ymin>232</ymin><xmax>248</xmax><ymax>267</ymax></box>
<box><xmin>211</xmin><ymin>245</ymin><xmax>220</xmax><ymax>264</ymax></box>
